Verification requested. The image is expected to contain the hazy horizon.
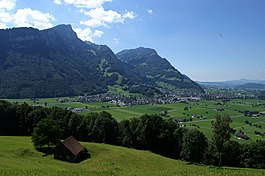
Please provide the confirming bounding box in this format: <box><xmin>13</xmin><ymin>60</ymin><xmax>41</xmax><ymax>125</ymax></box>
<box><xmin>195</xmin><ymin>78</ymin><xmax>265</xmax><ymax>83</ymax></box>
<box><xmin>0</xmin><ymin>0</ymin><xmax>264</xmax><ymax>82</ymax></box>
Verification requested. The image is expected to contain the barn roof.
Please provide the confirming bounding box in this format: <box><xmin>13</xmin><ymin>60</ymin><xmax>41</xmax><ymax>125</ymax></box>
<box><xmin>62</xmin><ymin>136</ymin><xmax>84</xmax><ymax>156</ymax></box>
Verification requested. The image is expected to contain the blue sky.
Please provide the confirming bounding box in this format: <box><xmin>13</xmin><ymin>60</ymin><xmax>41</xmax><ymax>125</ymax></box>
<box><xmin>0</xmin><ymin>0</ymin><xmax>265</xmax><ymax>81</ymax></box>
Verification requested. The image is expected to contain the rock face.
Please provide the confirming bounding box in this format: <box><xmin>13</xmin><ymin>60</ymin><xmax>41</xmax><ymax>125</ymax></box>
<box><xmin>116</xmin><ymin>47</ymin><xmax>204</xmax><ymax>94</ymax></box>
<box><xmin>0</xmin><ymin>25</ymin><xmax>203</xmax><ymax>98</ymax></box>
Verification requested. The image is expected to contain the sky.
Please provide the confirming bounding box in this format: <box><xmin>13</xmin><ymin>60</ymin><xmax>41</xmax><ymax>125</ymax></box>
<box><xmin>0</xmin><ymin>0</ymin><xmax>265</xmax><ymax>82</ymax></box>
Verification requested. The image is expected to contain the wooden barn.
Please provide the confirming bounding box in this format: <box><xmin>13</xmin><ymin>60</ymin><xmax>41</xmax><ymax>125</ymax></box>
<box><xmin>53</xmin><ymin>136</ymin><xmax>89</xmax><ymax>162</ymax></box>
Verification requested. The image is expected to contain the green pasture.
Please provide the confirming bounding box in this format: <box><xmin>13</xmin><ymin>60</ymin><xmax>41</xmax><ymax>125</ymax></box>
<box><xmin>1</xmin><ymin>136</ymin><xmax>265</xmax><ymax>176</ymax></box>
<box><xmin>2</xmin><ymin>98</ymin><xmax>265</xmax><ymax>140</ymax></box>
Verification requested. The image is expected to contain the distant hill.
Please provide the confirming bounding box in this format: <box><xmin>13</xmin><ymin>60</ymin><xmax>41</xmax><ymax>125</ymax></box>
<box><xmin>0</xmin><ymin>25</ymin><xmax>203</xmax><ymax>98</ymax></box>
<box><xmin>116</xmin><ymin>47</ymin><xmax>204</xmax><ymax>94</ymax></box>
<box><xmin>198</xmin><ymin>79</ymin><xmax>265</xmax><ymax>89</ymax></box>
<box><xmin>236</xmin><ymin>83</ymin><xmax>265</xmax><ymax>90</ymax></box>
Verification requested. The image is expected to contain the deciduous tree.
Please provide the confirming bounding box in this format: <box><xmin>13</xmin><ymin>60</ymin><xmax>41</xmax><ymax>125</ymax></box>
<box><xmin>181</xmin><ymin>128</ymin><xmax>207</xmax><ymax>163</ymax></box>
<box><xmin>31</xmin><ymin>118</ymin><xmax>61</xmax><ymax>149</ymax></box>
<box><xmin>211</xmin><ymin>115</ymin><xmax>235</xmax><ymax>167</ymax></box>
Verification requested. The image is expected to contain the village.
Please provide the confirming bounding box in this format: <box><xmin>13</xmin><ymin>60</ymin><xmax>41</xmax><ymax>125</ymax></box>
<box><xmin>56</xmin><ymin>88</ymin><xmax>262</xmax><ymax>113</ymax></box>
<box><xmin>58</xmin><ymin>92</ymin><xmax>202</xmax><ymax>108</ymax></box>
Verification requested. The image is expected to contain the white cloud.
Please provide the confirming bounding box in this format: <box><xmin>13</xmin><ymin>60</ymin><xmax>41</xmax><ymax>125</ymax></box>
<box><xmin>83</xmin><ymin>7</ymin><xmax>123</xmax><ymax>23</ymax></box>
<box><xmin>51</xmin><ymin>0</ymin><xmax>136</xmax><ymax>41</ymax></box>
<box><xmin>123</xmin><ymin>10</ymin><xmax>136</xmax><ymax>19</ymax></box>
<box><xmin>54</xmin><ymin>0</ymin><xmax>62</xmax><ymax>5</ymax></box>
<box><xmin>13</xmin><ymin>8</ymin><xmax>55</xmax><ymax>29</ymax></box>
<box><xmin>63</xmin><ymin>0</ymin><xmax>112</xmax><ymax>9</ymax></box>
<box><xmin>0</xmin><ymin>0</ymin><xmax>16</xmax><ymax>11</ymax></box>
<box><xmin>74</xmin><ymin>27</ymin><xmax>103</xmax><ymax>41</ymax></box>
<box><xmin>93</xmin><ymin>30</ymin><xmax>103</xmax><ymax>37</ymax></box>
<box><xmin>147</xmin><ymin>9</ymin><xmax>153</xmax><ymax>15</ymax></box>
<box><xmin>0</xmin><ymin>10</ymin><xmax>12</xmax><ymax>23</ymax></box>
<box><xmin>0</xmin><ymin>0</ymin><xmax>16</xmax><ymax>29</ymax></box>
<box><xmin>80</xmin><ymin>7</ymin><xmax>136</xmax><ymax>27</ymax></box>
<box><xmin>80</xmin><ymin>18</ymin><xmax>102</xmax><ymax>27</ymax></box>
<box><xmin>0</xmin><ymin>22</ymin><xmax>7</xmax><ymax>28</ymax></box>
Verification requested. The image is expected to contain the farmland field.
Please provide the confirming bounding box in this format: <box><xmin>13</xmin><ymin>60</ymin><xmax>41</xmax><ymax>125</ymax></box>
<box><xmin>0</xmin><ymin>136</ymin><xmax>265</xmax><ymax>176</ymax></box>
<box><xmin>2</xmin><ymin>98</ymin><xmax>265</xmax><ymax>141</ymax></box>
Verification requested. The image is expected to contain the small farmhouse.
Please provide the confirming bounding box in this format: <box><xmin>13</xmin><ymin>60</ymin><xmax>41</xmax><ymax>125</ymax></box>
<box><xmin>53</xmin><ymin>136</ymin><xmax>89</xmax><ymax>162</ymax></box>
<box><xmin>236</xmin><ymin>132</ymin><xmax>249</xmax><ymax>140</ymax></box>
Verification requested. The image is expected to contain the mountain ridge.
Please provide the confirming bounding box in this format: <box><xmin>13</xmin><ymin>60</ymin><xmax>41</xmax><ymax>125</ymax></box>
<box><xmin>0</xmin><ymin>25</ymin><xmax>203</xmax><ymax>98</ymax></box>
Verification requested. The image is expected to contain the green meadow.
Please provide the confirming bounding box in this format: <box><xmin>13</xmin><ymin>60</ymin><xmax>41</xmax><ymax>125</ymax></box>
<box><xmin>1</xmin><ymin>136</ymin><xmax>265</xmax><ymax>176</ymax></box>
<box><xmin>2</xmin><ymin>98</ymin><xmax>265</xmax><ymax>141</ymax></box>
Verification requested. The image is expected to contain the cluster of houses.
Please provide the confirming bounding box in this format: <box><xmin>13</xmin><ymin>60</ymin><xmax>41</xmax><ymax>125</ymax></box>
<box><xmin>68</xmin><ymin>108</ymin><xmax>88</xmax><ymax>113</ymax></box>
<box><xmin>61</xmin><ymin>92</ymin><xmax>202</xmax><ymax>106</ymax></box>
<box><xmin>201</xmin><ymin>91</ymin><xmax>259</xmax><ymax>101</ymax></box>
<box><xmin>243</xmin><ymin>111</ymin><xmax>264</xmax><ymax>118</ymax></box>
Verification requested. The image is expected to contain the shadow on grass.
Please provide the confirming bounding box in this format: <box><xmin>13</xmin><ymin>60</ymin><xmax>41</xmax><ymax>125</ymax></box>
<box><xmin>36</xmin><ymin>146</ymin><xmax>91</xmax><ymax>163</ymax></box>
<box><xmin>184</xmin><ymin>162</ymin><xmax>242</xmax><ymax>171</ymax></box>
<box><xmin>207</xmin><ymin>165</ymin><xmax>242</xmax><ymax>171</ymax></box>
<box><xmin>36</xmin><ymin>147</ymin><xmax>53</xmax><ymax>156</ymax></box>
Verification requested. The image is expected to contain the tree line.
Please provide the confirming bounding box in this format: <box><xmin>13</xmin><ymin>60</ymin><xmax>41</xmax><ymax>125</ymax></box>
<box><xmin>0</xmin><ymin>100</ymin><xmax>264</xmax><ymax>169</ymax></box>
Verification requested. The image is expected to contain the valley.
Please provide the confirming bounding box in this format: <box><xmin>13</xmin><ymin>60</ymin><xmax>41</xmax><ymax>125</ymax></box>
<box><xmin>1</xmin><ymin>0</ymin><xmax>265</xmax><ymax>175</ymax></box>
<box><xmin>3</xmin><ymin>97</ymin><xmax>265</xmax><ymax>141</ymax></box>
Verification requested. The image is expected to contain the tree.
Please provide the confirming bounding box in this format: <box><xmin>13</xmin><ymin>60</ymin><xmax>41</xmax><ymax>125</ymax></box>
<box><xmin>240</xmin><ymin>141</ymin><xmax>265</xmax><ymax>169</ymax></box>
<box><xmin>136</xmin><ymin>114</ymin><xmax>165</xmax><ymax>150</ymax></box>
<box><xmin>181</xmin><ymin>129</ymin><xmax>208</xmax><ymax>163</ymax></box>
<box><xmin>90</xmin><ymin>111</ymin><xmax>119</xmax><ymax>145</ymax></box>
<box><xmin>49</xmin><ymin>107</ymin><xmax>72</xmax><ymax>139</ymax></box>
<box><xmin>222</xmin><ymin>141</ymin><xmax>241</xmax><ymax>167</ymax></box>
<box><xmin>0</xmin><ymin>100</ymin><xmax>20</xmax><ymax>135</ymax></box>
<box><xmin>68</xmin><ymin>114</ymin><xmax>90</xmax><ymax>141</ymax></box>
<box><xmin>157</xmin><ymin>119</ymin><xmax>180</xmax><ymax>158</ymax></box>
<box><xmin>119</xmin><ymin>119</ymin><xmax>134</xmax><ymax>147</ymax></box>
<box><xmin>211</xmin><ymin>115</ymin><xmax>235</xmax><ymax>167</ymax></box>
<box><xmin>174</xmin><ymin>127</ymin><xmax>188</xmax><ymax>159</ymax></box>
<box><xmin>31</xmin><ymin>118</ymin><xmax>61</xmax><ymax>149</ymax></box>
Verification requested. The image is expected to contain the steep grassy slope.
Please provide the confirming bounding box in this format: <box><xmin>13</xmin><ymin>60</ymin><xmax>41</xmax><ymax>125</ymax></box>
<box><xmin>0</xmin><ymin>136</ymin><xmax>265</xmax><ymax>176</ymax></box>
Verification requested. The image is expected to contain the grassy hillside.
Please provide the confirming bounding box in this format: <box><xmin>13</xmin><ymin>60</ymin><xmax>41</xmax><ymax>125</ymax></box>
<box><xmin>0</xmin><ymin>136</ymin><xmax>265</xmax><ymax>176</ymax></box>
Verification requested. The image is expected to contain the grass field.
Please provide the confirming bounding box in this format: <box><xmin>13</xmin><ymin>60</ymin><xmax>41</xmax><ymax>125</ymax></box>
<box><xmin>0</xmin><ymin>136</ymin><xmax>265</xmax><ymax>176</ymax></box>
<box><xmin>2</xmin><ymin>98</ymin><xmax>265</xmax><ymax>141</ymax></box>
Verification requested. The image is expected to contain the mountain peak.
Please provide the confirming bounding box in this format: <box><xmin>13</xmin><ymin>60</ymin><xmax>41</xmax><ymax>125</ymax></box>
<box><xmin>116</xmin><ymin>48</ymin><xmax>204</xmax><ymax>94</ymax></box>
<box><xmin>131</xmin><ymin>47</ymin><xmax>158</xmax><ymax>56</ymax></box>
<box><xmin>48</xmin><ymin>24</ymin><xmax>78</xmax><ymax>41</ymax></box>
<box><xmin>50</xmin><ymin>24</ymin><xmax>73</xmax><ymax>31</ymax></box>
<box><xmin>116</xmin><ymin>47</ymin><xmax>159</xmax><ymax>63</ymax></box>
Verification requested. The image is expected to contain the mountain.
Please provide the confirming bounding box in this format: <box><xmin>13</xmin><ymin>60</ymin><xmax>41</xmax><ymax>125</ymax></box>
<box><xmin>0</xmin><ymin>25</ymin><xmax>132</xmax><ymax>98</ymax></box>
<box><xmin>116</xmin><ymin>47</ymin><xmax>204</xmax><ymax>94</ymax></box>
<box><xmin>0</xmin><ymin>25</ymin><xmax>203</xmax><ymax>98</ymax></box>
